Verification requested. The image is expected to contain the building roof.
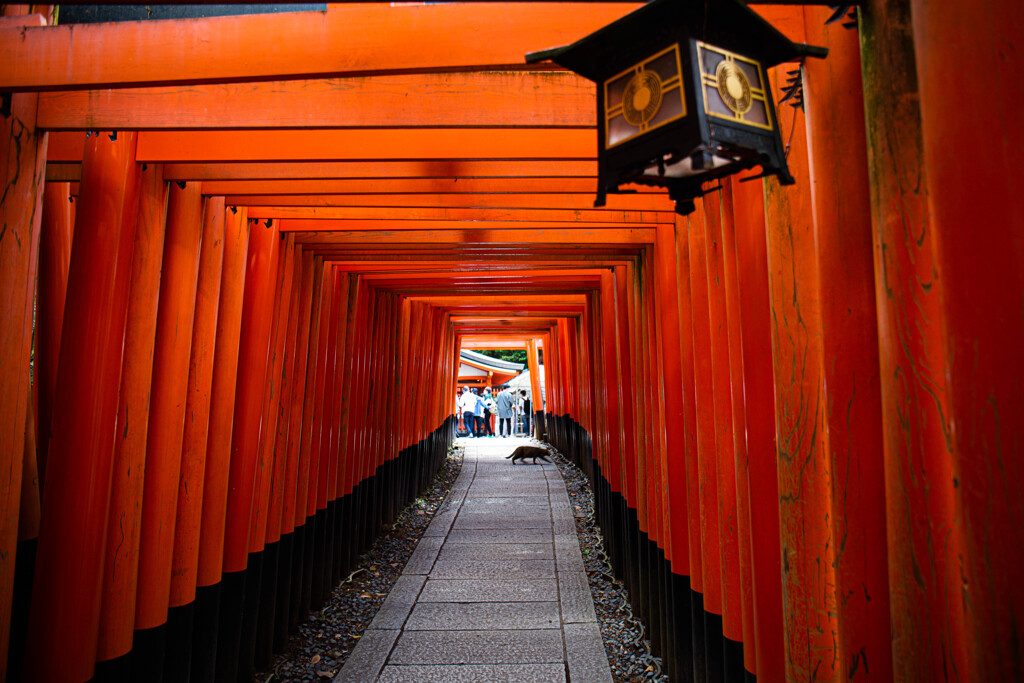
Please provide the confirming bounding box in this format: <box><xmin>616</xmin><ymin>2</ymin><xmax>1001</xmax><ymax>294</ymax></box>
<box><xmin>459</xmin><ymin>349</ymin><xmax>526</xmax><ymax>373</ymax></box>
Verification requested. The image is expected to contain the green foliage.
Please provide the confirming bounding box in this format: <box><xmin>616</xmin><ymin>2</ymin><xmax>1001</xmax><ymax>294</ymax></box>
<box><xmin>474</xmin><ymin>349</ymin><xmax>528</xmax><ymax>364</ymax></box>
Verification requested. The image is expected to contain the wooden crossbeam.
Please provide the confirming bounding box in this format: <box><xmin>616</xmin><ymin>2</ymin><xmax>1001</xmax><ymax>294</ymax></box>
<box><xmin>163</xmin><ymin>160</ymin><xmax>598</xmax><ymax>181</ymax></box>
<box><xmin>134</xmin><ymin>129</ymin><xmax>594</xmax><ymax>162</ymax></box>
<box><xmin>280</xmin><ymin>220</ymin><xmax>657</xmax><ymax>234</ymax></box>
<box><xmin>229</xmin><ymin>206</ymin><xmax>673</xmax><ymax>224</ymax></box>
<box><xmin>238</xmin><ymin>193</ymin><xmax>672</xmax><ymax>212</ymax></box>
<box><xmin>288</xmin><ymin>227</ymin><xmax>654</xmax><ymax>244</ymax></box>
<box><xmin>37</xmin><ymin>72</ymin><xmax>594</xmax><ymax>130</ymax></box>
<box><xmin>217</xmin><ymin>179</ymin><xmax>613</xmax><ymax>197</ymax></box>
<box><xmin>0</xmin><ymin>4</ymin><xmax>639</xmax><ymax>91</ymax></box>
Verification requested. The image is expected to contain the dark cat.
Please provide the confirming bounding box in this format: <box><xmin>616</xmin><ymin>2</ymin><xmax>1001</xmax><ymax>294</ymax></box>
<box><xmin>505</xmin><ymin>445</ymin><xmax>552</xmax><ymax>465</ymax></box>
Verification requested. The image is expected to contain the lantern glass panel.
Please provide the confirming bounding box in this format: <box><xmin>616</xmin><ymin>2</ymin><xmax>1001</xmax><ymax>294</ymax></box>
<box><xmin>697</xmin><ymin>41</ymin><xmax>774</xmax><ymax>131</ymax></box>
<box><xmin>604</xmin><ymin>44</ymin><xmax>687</xmax><ymax>149</ymax></box>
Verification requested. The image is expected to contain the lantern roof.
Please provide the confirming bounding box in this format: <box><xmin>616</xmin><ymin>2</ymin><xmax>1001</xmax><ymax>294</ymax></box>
<box><xmin>526</xmin><ymin>0</ymin><xmax>826</xmax><ymax>78</ymax></box>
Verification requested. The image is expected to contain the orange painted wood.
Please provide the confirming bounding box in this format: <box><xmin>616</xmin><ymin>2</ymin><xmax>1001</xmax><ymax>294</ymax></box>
<box><xmin>166</xmin><ymin>160</ymin><xmax>597</xmax><ymax>181</ymax></box>
<box><xmin>135</xmin><ymin>181</ymin><xmax>204</xmax><ymax>630</ymax></box>
<box><xmin>287</xmin><ymin>227</ymin><xmax>655</xmax><ymax>244</ymax></box>
<box><xmin>0</xmin><ymin>4</ymin><xmax>640</xmax><ymax>91</ymax></box>
<box><xmin>44</xmin><ymin>161</ymin><xmax>79</xmax><ymax>182</ymax></box>
<box><xmin>37</xmin><ymin>71</ymin><xmax>594</xmax><ymax>130</ymax></box>
<box><xmin>0</xmin><ymin>12</ymin><xmax>45</xmax><ymax>28</ymax></box>
<box><xmin>281</xmin><ymin>250</ymin><xmax>316</xmax><ymax>536</ymax></box>
<box><xmin>216</xmin><ymin>178</ymin><xmax>618</xmax><ymax>197</ymax></box>
<box><xmin>35</xmin><ymin>181</ymin><xmax>73</xmax><ymax>488</ymax></box>
<box><xmin>249</xmin><ymin>234</ymin><xmax>295</xmax><ymax>553</ymax></box>
<box><xmin>686</xmin><ymin>206</ymin><xmax>723</xmax><ymax>619</ymax></box>
<box><xmin>304</xmin><ymin>267</ymin><xmax>335</xmax><ymax>518</ymax></box>
<box><xmin>860</xmin><ymin>5</ymin><xmax>964</xmax><ymax>677</ymax></box>
<box><xmin>292</xmin><ymin>259</ymin><xmax>323</xmax><ymax>528</ymax></box>
<box><xmin>238</xmin><ymin>206</ymin><xmax>671</xmax><ymax>224</ymax></box>
<box><xmin>596</xmin><ymin>274</ymin><xmax>622</xmax><ymax>490</ymax></box>
<box><xmin>716</xmin><ymin>180</ymin><xmax>756</xmax><ymax>672</ymax></box>
<box><xmin>728</xmin><ymin>176</ymin><xmax>783</xmax><ymax>681</ymax></box>
<box><xmin>25</xmin><ymin>132</ymin><xmax>141</xmax><ymax>683</ymax></box>
<box><xmin>293</xmin><ymin>258</ymin><xmax>326</xmax><ymax>528</ymax></box>
<box><xmin>170</xmin><ymin>195</ymin><xmax>227</xmax><ymax>608</ymax></box>
<box><xmin>222</xmin><ymin>219</ymin><xmax>280</xmax><ymax>574</ymax></box>
<box><xmin>268</xmin><ymin>245</ymin><xmax>305</xmax><ymax>544</ymax></box>
<box><xmin>910</xmin><ymin>0</ymin><xmax>1023</xmax><ymax>677</ymax></box>
<box><xmin>653</xmin><ymin>223</ymin><xmax>689</xmax><ymax>575</ymax></box>
<box><xmin>613</xmin><ymin>266</ymin><xmax>637</xmax><ymax>505</ymax></box>
<box><xmin>329</xmin><ymin>273</ymin><xmax>353</xmax><ymax>501</ymax></box>
<box><xmin>45</xmin><ymin>131</ymin><xmax>84</xmax><ymax>162</ymax></box>
<box><xmin>341</xmin><ymin>276</ymin><xmax>367</xmax><ymax>494</ymax></box>
<box><xmin>242</xmin><ymin>193</ymin><xmax>673</xmax><ymax>214</ymax></box>
<box><xmin>763</xmin><ymin>60</ymin><xmax>839</xmax><ymax>679</ymax></box>
<box><xmin>196</xmin><ymin>207</ymin><xmax>249</xmax><ymax>588</ymax></box>
<box><xmin>701</xmin><ymin>189</ymin><xmax>743</xmax><ymax>645</ymax></box>
<box><xmin>0</xmin><ymin>88</ymin><xmax>46</xmax><ymax>680</ymax></box>
<box><xmin>802</xmin><ymin>10</ymin><xmax>892</xmax><ymax>680</ymax></box>
<box><xmin>18</xmin><ymin>382</ymin><xmax>40</xmax><ymax>545</ymax></box>
<box><xmin>462</xmin><ymin>339</ymin><xmax>528</xmax><ymax>348</ymax></box>
<box><xmin>642</xmin><ymin>263</ymin><xmax>660</xmax><ymax>537</ymax></box>
<box><xmin>350</xmin><ymin>281</ymin><xmax>373</xmax><ymax>485</ymax></box>
<box><xmin>403</xmin><ymin>301</ymin><xmax>422</xmax><ymax>445</ymax></box>
<box><xmin>135</xmin><ymin>129</ymin><xmax>595</xmax><ymax>163</ymax></box>
<box><xmin>97</xmin><ymin>163</ymin><xmax>168</xmax><ymax>662</ymax></box>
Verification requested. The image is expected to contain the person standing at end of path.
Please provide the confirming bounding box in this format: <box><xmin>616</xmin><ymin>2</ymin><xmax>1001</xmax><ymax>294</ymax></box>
<box><xmin>482</xmin><ymin>388</ymin><xmax>496</xmax><ymax>437</ymax></box>
<box><xmin>459</xmin><ymin>386</ymin><xmax>477</xmax><ymax>437</ymax></box>
<box><xmin>497</xmin><ymin>386</ymin><xmax>514</xmax><ymax>437</ymax></box>
<box><xmin>521</xmin><ymin>390</ymin><xmax>532</xmax><ymax>437</ymax></box>
<box><xmin>472</xmin><ymin>387</ymin><xmax>486</xmax><ymax>437</ymax></box>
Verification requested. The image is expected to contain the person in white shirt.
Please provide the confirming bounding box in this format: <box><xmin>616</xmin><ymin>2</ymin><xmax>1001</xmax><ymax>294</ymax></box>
<box><xmin>458</xmin><ymin>386</ymin><xmax>477</xmax><ymax>437</ymax></box>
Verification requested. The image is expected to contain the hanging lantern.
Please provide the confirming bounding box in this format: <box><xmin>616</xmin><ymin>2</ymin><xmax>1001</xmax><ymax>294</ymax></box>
<box><xmin>526</xmin><ymin>0</ymin><xmax>827</xmax><ymax>215</ymax></box>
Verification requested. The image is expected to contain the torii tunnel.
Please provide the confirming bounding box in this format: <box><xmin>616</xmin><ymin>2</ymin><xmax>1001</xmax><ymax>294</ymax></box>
<box><xmin>1</xmin><ymin>1</ymin><xmax>1021</xmax><ymax>681</ymax></box>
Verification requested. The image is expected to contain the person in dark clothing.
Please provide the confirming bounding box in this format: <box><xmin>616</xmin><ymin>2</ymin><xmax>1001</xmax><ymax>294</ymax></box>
<box><xmin>496</xmin><ymin>387</ymin><xmax>514</xmax><ymax>437</ymax></box>
<box><xmin>521</xmin><ymin>390</ymin><xmax>532</xmax><ymax>436</ymax></box>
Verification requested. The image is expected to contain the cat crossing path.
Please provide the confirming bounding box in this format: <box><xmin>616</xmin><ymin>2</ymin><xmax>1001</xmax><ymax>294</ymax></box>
<box><xmin>335</xmin><ymin>437</ymin><xmax>613</xmax><ymax>682</ymax></box>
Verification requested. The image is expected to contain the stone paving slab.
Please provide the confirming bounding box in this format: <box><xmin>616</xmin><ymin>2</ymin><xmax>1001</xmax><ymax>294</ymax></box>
<box><xmin>405</xmin><ymin>601</ymin><xmax>560</xmax><ymax>630</ymax></box>
<box><xmin>558</xmin><ymin>571</ymin><xmax>598</xmax><ymax>623</ymax></box>
<box><xmin>464</xmin><ymin>487</ymin><xmax>551</xmax><ymax>497</ymax></box>
<box><xmin>418</xmin><ymin>578</ymin><xmax>559</xmax><ymax>603</ymax></box>
<box><xmin>552</xmin><ymin>516</ymin><xmax>576</xmax><ymax>534</ymax></box>
<box><xmin>428</xmin><ymin>558</ymin><xmax>556</xmax><ymax>579</ymax></box>
<box><xmin>334</xmin><ymin>438</ymin><xmax>612</xmax><ymax>682</ymax></box>
<box><xmin>387</xmin><ymin>629</ymin><xmax>564</xmax><ymax>665</ymax></box>
<box><xmin>422</xmin><ymin>508</ymin><xmax>459</xmax><ymax>537</ymax></box>
<box><xmin>455</xmin><ymin>507</ymin><xmax>552</xmax><ymax>518</ymax></box>
<box><xmin>444</xmin><ymin>528</ymin><xmax>554</xmax><ymax>545</ymax></box>
<box><xmin>452</xmin><ymin>515</ymin><xmax>551</xmax><ymax>530</ymax></box>
<box><xmin>369</xmin><ymin>575</ymin><xmax>425</xmax><ymax>629</ymax></box>
<box><xmin>377</xmin><ymin>664</ymin><xmax>566</xmax><ymax>683</ymax></box>
<box><xmin>554</xmin><ymin>534</ymin><xmax>586</xmax><ymax>573</ymax></box>
<box><xmin>437</xmin><ymin>543</ymin><xmax>553</xmax><ymax>561</ymax></box>
<box><xmin>460</xmin><ymin>496</ymin><xmax>551</xmax><ymax>508</ymax></box>
<box><xmin>565</xmin><ymin>622</ymin><xmax>614</xmax><ymax>682</ymax></box>
<box><xmin>403</xmin><ymin>536</ymin><xmax>443</xmax><ymax>574</ymax></box>
<box><xmin>334</xmin><ymin>629</ymin><xmax>399</xmax><ymax>682</ymax></box>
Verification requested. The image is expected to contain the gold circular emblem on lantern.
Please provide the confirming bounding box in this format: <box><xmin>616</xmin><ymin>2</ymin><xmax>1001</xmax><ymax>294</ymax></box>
<box><xmin>622</xmin><ymin>69</ymin><xmax>663</xmax><ymax>127</ymax></box>
<box><xmin>715</xmin><ymin>61</ymin><xmax>752</xmax><ymax>115</ymax></box>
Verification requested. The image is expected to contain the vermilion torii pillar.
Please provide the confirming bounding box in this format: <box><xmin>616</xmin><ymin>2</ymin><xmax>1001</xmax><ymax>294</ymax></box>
<box><xmin>24</xmin><ymin>132</ymin><xmax>141</xmax><ymax>683</ymax></box>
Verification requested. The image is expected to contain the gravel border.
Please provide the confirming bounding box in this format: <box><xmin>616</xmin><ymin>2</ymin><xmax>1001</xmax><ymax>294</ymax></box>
<box><xmin>254</xmin><ymin>438</ymin><xmax>666</xmax><ymax>683</ymax></box>
<box><xmin>255</xmin><ymin>444</ymin><xmax>465</xmax><ymax>682</ymax></box>
<box><xmin>546</xmin><ymin>446</ymin><xmax>669</xmax><ymax>683</ymax></box>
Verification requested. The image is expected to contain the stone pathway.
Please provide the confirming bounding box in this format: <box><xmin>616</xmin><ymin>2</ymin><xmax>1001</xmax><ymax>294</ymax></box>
<box><xmin>335</xmin><ymin>437</ymin><xmax>613</xmax><ymax>682</ymax></box>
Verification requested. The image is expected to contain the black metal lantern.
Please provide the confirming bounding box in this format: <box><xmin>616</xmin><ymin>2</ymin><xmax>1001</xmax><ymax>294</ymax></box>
<box><xmin>526</xmin><ymin>0</ymin><xmax>826</xmax><ymax>215</ymax></box>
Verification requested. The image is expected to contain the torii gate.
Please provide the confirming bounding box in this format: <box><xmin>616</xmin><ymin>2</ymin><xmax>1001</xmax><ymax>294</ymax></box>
<box><xmin>1</xmin><ymin>2</ymin><xmax>1022</xmax><ymax>682</ymax></box>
